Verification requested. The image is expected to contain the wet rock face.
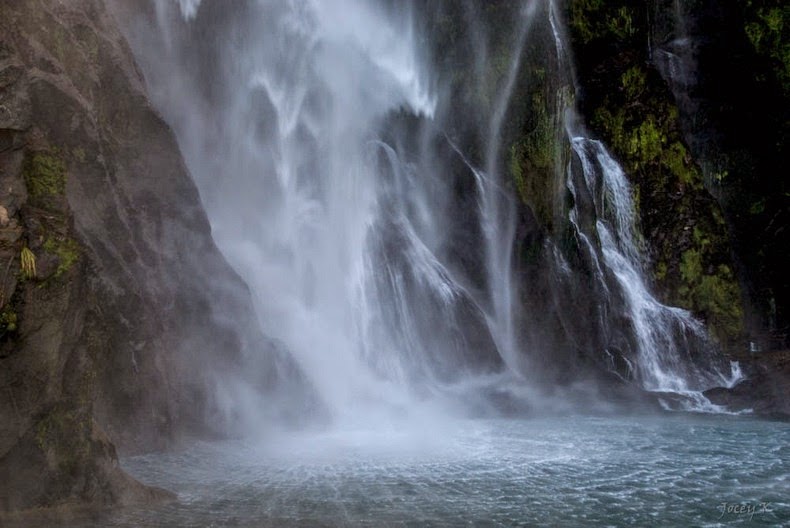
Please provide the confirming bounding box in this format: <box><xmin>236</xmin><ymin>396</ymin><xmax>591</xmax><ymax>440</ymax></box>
<box><xmin>563</xmin><ymin>0</ymin><xmax>748</xmax><ymax>352</ymax></box>
<box><xmin>650</xmin><ymin>0</ymin><xmax>790</xmax><ymax>350</ymax></box>
<box><xmin>0</xmin><ymin>0</ymin><xmax>291</xmax><ymax>512</ymax></box>
<box><xmin>704</xmin><ymin>350</ymin><xmax>790</xmax><ymax>419</ymax></box>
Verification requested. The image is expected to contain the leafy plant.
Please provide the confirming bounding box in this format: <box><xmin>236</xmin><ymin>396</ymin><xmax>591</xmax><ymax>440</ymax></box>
<box><xmin>20</xmin><ymin>246</ymin><xmax>36</xmax><ymax>280</ymax></box>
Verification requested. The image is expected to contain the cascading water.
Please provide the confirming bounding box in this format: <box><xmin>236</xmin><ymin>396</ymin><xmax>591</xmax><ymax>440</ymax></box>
<box><xmin>566</xmin><ymin>135</ymin><xmax>743</xmax><ymax>409</ymax></box>
<box><xmin>116</xmin><ymin>0</ymin><xmax>744</xmax><ymax>422</ymax></box>
<box><xmin>60</xmin><ymin>4</ymin><xmax>788</xmax><ymax>526</ymax></box>
<box><xmin>121</xmin><ymin>0</ymin><xmax>543</xmax><ymax>424</ymax></box>
<box><xmin>544</xmin><ymin>0</ymin><xmax>743</xmax><ymax>408</ymax></box>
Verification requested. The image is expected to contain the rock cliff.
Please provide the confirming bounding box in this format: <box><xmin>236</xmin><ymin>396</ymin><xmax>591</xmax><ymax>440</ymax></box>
<box><xmin>0</xmin><ymin>0</ymin><xmax>298</xmax><ymax>512</ymax></box>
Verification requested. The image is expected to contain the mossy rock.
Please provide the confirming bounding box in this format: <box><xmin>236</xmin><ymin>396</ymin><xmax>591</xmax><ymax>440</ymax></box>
<box><xmin>568</xmin><ymin>0</ymin><xmax>637</xmax><ymax>45</ymax></box>
<box><xmin>23</xmin><ymin>150</ymin><xmax>67</xmax><ymax>210</ymax></box>
<box><xmin>679</xmin><ymin>249</ymin><xmax>744</xmax><ymax>343</ymax></box>
<box><xmin>744</xmin><ymin>1</ymin><xmax>790</xmax><ymax>97</ymax></box>
<box><xmin>0</xmin><ymin>305</ymin><xmax>17</xmax><ymax>337</ymax></box>
<box><xmin>566</xmin><ymin>0</ymin><xmax>746</xmax><ymax>347</ymax></box>
<box><xmin>43</xmin><ymin>236</ymin><xmax>80</xmax><ymax>279</ymax></box>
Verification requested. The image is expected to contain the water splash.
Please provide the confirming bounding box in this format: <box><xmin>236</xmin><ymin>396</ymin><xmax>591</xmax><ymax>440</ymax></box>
<box><xmin>175</xmin><ymin>0</ymin><xmax>201</xmax><ymax>20</ymax></box>
<box><xmin>130</xmin><ymin>0</ymin><xmax>535</xmax><ymax>425</ymax></box>
<box><xmin>120</xmin><ymin>0</ymin><xmax>744</xmax><ymax>423</ymax></box>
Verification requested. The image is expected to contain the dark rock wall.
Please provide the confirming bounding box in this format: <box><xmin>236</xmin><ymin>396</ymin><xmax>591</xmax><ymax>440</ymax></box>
<box><xmin>565</xmin><ymin>0</ymin><xmax>789</xmax><ymax>353</ymax></box>
<box><xmin>427</xmin><ymin>0</ymin><xmax>786</xmax><ymax>391</ymax></box>
<box><xmin>649</xmin><ymin>0</ymin><xmax>789</xmax><ymax>351</ymax></box>
<box><xmin>0</xmin><ymin>0</ymin><xmax>299</xmax><ymax>511</ymax></box>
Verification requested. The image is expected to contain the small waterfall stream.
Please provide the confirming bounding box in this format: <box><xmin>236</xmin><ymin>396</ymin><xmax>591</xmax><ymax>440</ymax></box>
<box><xmin>566</xmin><ymin>136</ymin><xmax>743</xmax><ymax>409</ymax></box>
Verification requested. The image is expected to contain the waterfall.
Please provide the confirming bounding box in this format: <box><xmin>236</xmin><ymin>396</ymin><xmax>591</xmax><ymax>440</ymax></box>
<box><xmin>116</xmin><ymin>0</ymin><xmax>743</xmax><ymax>421</ymax></box>
<box><xmin>566</xmin><ymin>137</ymin><xmax>742</xmax><ymax>405</ymax></box>
<box><xmin>544</xmin><ymin>0</ymin><xmax>742</xmax><ymax>407</ymax></box>
<box><xmin>119</xmin><ymin>0</ymin><xmax>538</xmax><ymax>423</ymax></box>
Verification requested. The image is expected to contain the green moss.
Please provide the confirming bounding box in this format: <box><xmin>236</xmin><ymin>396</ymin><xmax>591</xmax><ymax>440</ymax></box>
<box><xmin>569</xmin><ymin>0</ymin><xmax>604</xmax><ymax>44</ymax></box>
<box><xmin>693</xmin><ymin>226</ymin><xmax>711</xmax><ymax>249</ymax></box>
<box><xmin>588</xmin><ymin>56</ymin><xmax>702</xmax><ymax>194</ymax></box>
<box><xmin>568</xmin><ymin>1</ymin><xmax>636</xmax><ymax>44</ymax></box>
<box><xmin>745</xmin><ymin>3</ymin><xmax>790</xmax><ymax>95</ymax></box>
<box><xmin>628</xmin><ymin>117</ymin><xmax>665</xmax><ymax>167</ymax></box>
<box><xmin>621</xmin><ymin>67</ymin><xmax>646</xmax><ymax>100</ymax></box>
<box><xmin>679</xmin><ymin>249</ymin><xmax>703</xmax><ymax>285</ymax></box>
<box><xmin>631</xmin><ymin>183</ymin><xmax>641</xmax><ymax>215</ymax></box>
<box><xmin>607</xmin><ymin>6</ymin><xmax>636</xmax><ymax>40</ymax></box>
<box><xmin>654</xmin><ymin>261</ymin><xmax>668</xmax><ymax>282</ymax></box>
<box><xmin>694</xmin><ymin>266</ymin><xmax>744</xmax><ymax>343</ymax></box>
<box><xmin>592</xmin><ymin>107</ymin><xmax>627</xmax><ymax>151</ymax></box>
<box><xmin>0</xmin><ymin>306</ymin><xmax>17</xmax><ymax>336</ymax></box>
<box><xmin>508</xmin><ymin>86</ymin><xmax>567</xmax><ymax>229</ymax></box>
<box><xmin>23</xmin><ymin>150</ymin><xmax>66</xmax><ymax>203</ymax></box>
<box><xmin>678</xmin><ymin>249</ymin><xmax>743</xmax><ymax>343</ymax></box>
<box><xmin>524</xmin><ymin>93</ymin><xmax>557</xmax><ymax>172</ymax></box>
<box><xmin>663</xmin><ymin>141</ymin><xmax>700</xmax><ymax>187</ymax></box>
<box><xmin>43</xmin><ymin>236</ymin><xmax>80</xmax><ymax>278</ymax></box>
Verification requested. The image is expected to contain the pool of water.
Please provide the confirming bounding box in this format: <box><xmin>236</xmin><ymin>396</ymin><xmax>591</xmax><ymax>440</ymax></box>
<box><xmin>40</xmin><ymin>414</ymin><xmax>790</xmax><ymax>526</ymax></box>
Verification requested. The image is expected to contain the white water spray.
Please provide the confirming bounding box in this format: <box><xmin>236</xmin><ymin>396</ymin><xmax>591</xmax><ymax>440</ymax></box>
<box><xmin>127</xmin><ymin>0</ymin><xmax>543</xmax><ymax>424</ymax></box>
<box><xmin>118</xmin><ymin>0</ymin><xmax>743</xmax><ymax>423</ymax></box>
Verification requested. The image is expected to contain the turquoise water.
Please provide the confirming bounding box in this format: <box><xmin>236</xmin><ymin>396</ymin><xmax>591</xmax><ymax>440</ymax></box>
<box><xmin>47</xmin><ymin>415</ymin><xmax>790</xmax><ymax>526</ymax></box>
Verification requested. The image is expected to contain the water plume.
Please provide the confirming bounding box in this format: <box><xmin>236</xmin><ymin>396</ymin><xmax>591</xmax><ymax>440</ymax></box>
<box><xmin>114</xmin><ymin>0</ymin><xmax>742</xmax><ymax>431</ymax></box>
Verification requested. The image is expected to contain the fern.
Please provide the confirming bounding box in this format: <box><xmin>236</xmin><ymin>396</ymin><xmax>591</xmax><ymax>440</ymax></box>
<box><xmin>20</xmin><ymin>246</ymin><xmax>36</xmax><ymax>280</ymax></box>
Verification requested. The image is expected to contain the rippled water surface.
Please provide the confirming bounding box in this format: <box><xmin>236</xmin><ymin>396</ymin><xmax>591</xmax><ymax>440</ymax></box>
<box><xmin>46</xmin><ymin>415</ymin><xmax>790</xmax><ymax>526</ymax></box>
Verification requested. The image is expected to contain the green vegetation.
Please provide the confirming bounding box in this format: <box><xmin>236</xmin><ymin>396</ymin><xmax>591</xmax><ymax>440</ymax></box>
<box><xmin>43</xmin><ymin>236</ymin><xmax>80</xmax><ymax>278</ymax></box>
<box><xmin>23</xmin><ymin>150</ymin><xmax>67</xmax><ymax>205</ymax></box>
<box><xmin>568</xmin><ymin>0</ymin><xmax>604</xmax><ymax>44</ymax></box>
<box><xmin>663</xmin><ymin>142</ymin><xmax>697</xmax><ymax>186</ymax></box>
<box><xmin>567</xmin><ymin>0</ymin><xmax>746</xmax><ymax>346</ymax></box>
<box><xmin>621</xmin><ymin>67</ymin><xmax>646</xmax><ymax>100</ymax></box>
<box><xmin>568</xmin><ymin>0</ymin><xmax>635</xmax><ymax>44</ymax></box>
<box><xmin>679</xmin><ymin>248</ymin><xmax>703</xmax><ymax>285</ymax></box>
<box><xmin>20</xmin><ymin>148</ymin><xmax>80</xmax><ymax>281</ymax></box>
<box><xmin>608</xmin><ymin>6</ymin><xmax>636</xmax><ymax>40</ymax></box>
<box><xmin>0</xmin><ymin>306</ymin><xmax>17</xmax><ymax>336</ymax></box>
<box><xmin>508</xmin><ymin>89</ymin><xmax>565</xmax><ymax>229</ymax></box>
<box><xmin>744</xmin><ymin>2</ymin><xmax>790</xmax><ymax>95</ymax></box>
<box><xmin>678</xmin><ymin>249</ymin><xmax>743</xmax><ymax>343</ymax></box>
<box><xmin>654</xmin><ymin>261</ymin><xmax>668</xmax><ymax>282</ymax></box>
<box><xmin>20</xmin><ymin>246</ymin><xmax>36</xmax><ymax>280</ymax></box>
<box><xmin>628</xmin><ymin>118</ymin><xmax>664</xmax><ymax>168</ymax></box>
<box><xmin>524</xmin><ymin>93</ymin><xmax>558</xmax><ymax>173</ymax></box>
<box><xmin>590</xmin><ymin>73</ymin><xmax>702</xmax><ymax>192</ymax></box>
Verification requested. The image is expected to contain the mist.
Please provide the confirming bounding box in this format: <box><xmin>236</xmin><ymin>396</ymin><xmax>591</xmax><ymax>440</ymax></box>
<box><xmin>110</xmin><ymin>0</ymin><xmax>743</xmax><ymax>440</ymax></box>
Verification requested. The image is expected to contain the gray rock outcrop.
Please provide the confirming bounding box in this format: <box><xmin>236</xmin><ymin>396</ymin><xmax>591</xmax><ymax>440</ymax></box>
<box><xmin>0</xmin><ymin>0</ymin><xmax>304</xmax><ymax>512</ymax></box>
